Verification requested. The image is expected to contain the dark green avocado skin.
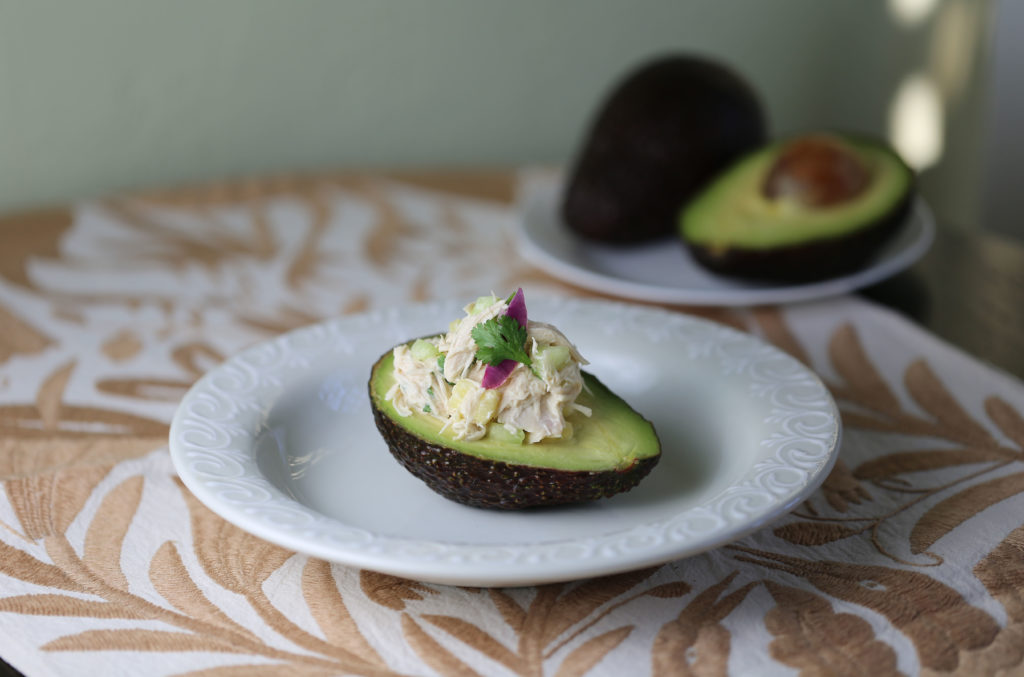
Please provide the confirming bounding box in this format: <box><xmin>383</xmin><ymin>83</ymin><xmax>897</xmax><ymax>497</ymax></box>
<box><xmin>688</xmin><ymin>191</ymin><xmax>913</xmax><ymax>282</ymax></box>
<box><xmin>562</xmin><ymin>54</ymin><xmax>766</xmax><ymax>244</ymax></box>
<box><xmin>370</xmin><ymin>404</ymin><xmax>659</xmax><ymax>510</ymax></box>
<box><xmin>368</xmin><ymin>351</ymin><xmax>661</xmax><ymax>510</ymax></box>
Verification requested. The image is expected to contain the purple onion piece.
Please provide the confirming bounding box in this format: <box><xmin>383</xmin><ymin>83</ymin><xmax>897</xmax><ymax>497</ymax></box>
<box><xmin>481</xmin><ymin>288</ymin><xmax>529</xmax><ymax>389</ymax></box>
<box><xmin>507</xmin><ymin>287</ymin><xmax>527</xmax><ymax>327</ymax></box>
<box><xmin>482</xmin><ymin>359</ymin><xmax>517</xmax><ymax>389</ymax></box>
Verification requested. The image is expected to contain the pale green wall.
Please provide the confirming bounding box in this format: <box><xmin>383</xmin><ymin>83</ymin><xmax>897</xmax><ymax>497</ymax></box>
<box><xmin>0</xmin><ymin>0</ymin><xmax>991</xmax><ymax>231</ymax></box>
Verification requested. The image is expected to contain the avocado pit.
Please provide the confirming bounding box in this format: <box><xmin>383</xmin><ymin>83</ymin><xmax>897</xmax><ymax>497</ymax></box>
<box><xmin>762</xmin><ymin>134</ymin><xmax>871</xmax><ymax>208</ymax></box>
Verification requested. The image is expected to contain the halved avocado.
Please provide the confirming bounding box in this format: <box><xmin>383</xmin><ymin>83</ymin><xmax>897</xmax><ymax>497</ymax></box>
<box><xmin>368</xmin><ymin>345</ymin><xmax>661</xmax><ymax>510</ymax></box>
<box><xmin>679</xmin><ymin>134</ymin><xmax>914</xmax><ymax>281</ymax></box>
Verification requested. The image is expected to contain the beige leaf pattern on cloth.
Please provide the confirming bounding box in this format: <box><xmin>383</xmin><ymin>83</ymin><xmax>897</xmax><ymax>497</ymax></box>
<box><xmin>986</xmin><ymin>395</ymin><xmax>1024</xmax><ymax>448</ymax></box>
<box><xmin>957</xmin><ymin>524</ymin><xmax>1024</xmax><ymax>677</ymax></box>
<box><xmin>149</xmin><ymin>542</ymin><xmax>255</xmax><ymax>640</ymax></box>
<box><xmin>379</xmin><ymin>169</ymin><xmax>517</xmax><ymax>204</ymax></box>
<box><xmin>854</xmin><ymin>448</ymin><xmax>1011</xmax><ymax>481</ymax></box>
<box><xmin>817</xmin><ymin>459</ymin><xmax>871</xmax><ymax>513</ymax></box>
<box><xmin>392</xmin><ymin>571</ymin><xmax>667</xmax><ymax>676</ymax></box>
<box><xmin>301</xmin><ymin>559</ymin><xmax>387</xmax><ymax>668</ymax></box>
<box><xmin>0</xmin><ymin>401</ymin><xmax>169</xmax><ymax>438</ymax></box>
<box><xmin>651</xmin><ymin>572</ymin><xmax>754</xmax><ymax>677</ymax></box>
<box><xmin>0</xmin><ymin>594</ymin><xmax>144</xmax><ymax>619</ymax></box>
<box><xmin>35</xmin><ymin>361</ymin><xmax>75</xmax><ymax>432</ymax></box>
<box><xmin>552</xmin><ymin>626</ymin><xmax>633</xmax><ymax>677</ymax></box>
<box><xmin>0</xmin><ymin>207</ymin><xmax>73</xmax><ymax>289</ymax></box>
<box><xmin>178</xmin><ymin>479</ymin><xmax>292</xmax><ymax>595</ymax></box>
<box><xmin>178</xmin><ymin>482</ymin><xmax>399</xmax><ymax>674</ymax></box>
<box><xmin>101</xmin><ymin>330</ymin><xmax>143</xmax><ymax>362</ymax></box>
<box><xmin>733</xmin><ymin>548</ymin><xmax>998</xmax><ymax>671</ymax></box>
<box><xmin>83</xmin><ymin>476</ymin><xmax>143</xmax><ymax>591</ymax></box>
<box><xmin>488</xmin><ymin>588</ymin><xmax>527</xmax><ymax>632</ymax></box>
<box><xmin>177</xmin><ymin>666</ymin><xmax>342</xmax><ymax>677</ymax></box>
<box><xmin>751</xmin><ymin>306</ymin><xmax>813</xmax><ymax>366</ymax></box>
<box><xmin>0</xmin><ymin>542</ymin><xmax>83</xmax><ymax>592</ymax></box>
<box><xmin>101</xmin><ymin>199</ymin><xmax>278</xmax><ymax>272</ymax></box>
<box><xmin>1</xmin><ymin>172</ymin><xmax>1024</xmax><ymax>675</ymax></box>
<box><xmin>904</xmin><ymin>360</ymin><xmax>997</xmax><ymax>446</ymax></box>
<box><xmin>763</xmin><ymin>582</ymin><xmax>900</xmax><ymax>677</ymax></box>
<box><xmin>97</xmin><ymin>342</ymin><xmax>225</xmax><ymax>403</ymax></box>
<box><xmin>781</xmin><ymin>318</ymin><xmax>1024</xmax><ymax>566</ymax></box>
<box><xmin>773</xmin><ymin>522</ymin><xmax>861</xmax><ymax>546</ymax></box>
<box><xmin>0</xmin><ymin>437</ymin><xmax>163</xmax><ymax>479</ymax></box>
<box><xmin>910</xmin><ymin>472</ymin><xmax>1024</xmax><ymax>554</ymax></box>
<box><xmin>401</xmin><ymin>613</ymin><xmax>482</xmax><ymax>677</ymax></box>
<box><xmin>42</xmin><ymin>629</ymin><xmax>252</xmax><ymax>653</ymax></box>
<box><xmin>361</xmin><ymin>182</ymin><xmax>419</xmax><ymax>268</ymax></box>
<box><xmin>0</xmin><ymin>367</ymin><xmax>170</xmax><ymax>439</ymax></box>
<box><xmin>284</xmin><ymin>191</ymin><xmax>332</xmax><ymax>290</ymax></box>
<box><xmin>236</xmin><ymin>304</ymin><xmax>325</xmax><ymax>336</ymax></box>
<box><xmin>542</xmin><ymin>567</ymin><xmax>660</xmax><ymax>648</ymax></box>
<box><xmin>423</xmin><ymin>613</ymin><xmax>526</xmax><ymax>673</ymax></box>
<box><xmin>2</xmin><ymin>465</ymin><xmax>404</xmax><ymax>674</ymax></box>
<box><xmin>360</xmin><ymin>570</ymin><xmax>436</xmax><ymax>611</ymax></box>
<box><xmin>828</xmin><ymin>323</ymin><xmax>903</xmax><ymax>414</ymax></box>
<box><xmin>5</xmin><ymin>464</ymin><xmax>110</xmax><ymax>539</ymax></box>
<box><xmin>0</xmin><ymin>302</ymin><xmax>52</xmax><ymax>364</ymax></box>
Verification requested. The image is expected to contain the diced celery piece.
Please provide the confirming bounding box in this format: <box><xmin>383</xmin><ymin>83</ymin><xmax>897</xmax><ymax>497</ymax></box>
<box><xmin>537</xmin><ymin>345</ymin><xmax>571</xmax><ymax>372</ymax></box>
<box><xmin>561</xmin><ymin>420</ymin><xmax>574</xmax><ymax>440</ymax></box>
<box><xmin>448</xmin><ymin>379</ymin><xmax>476</xmax><ymax>411</ymax></box>
<box><xmin>448</xmin><ymin>319</ymin><xmax>461</xmax><ymax>334</ymax></box>
<box><xmin>411</xmin><ymin>339</ymin><xmax>439</xmax><ymax>361</ymax></box>
<box><xmin>487</xmin><ymin>422</ymin><xmax>525</xmax><ymax>444</ymax></box>
<box><xmin>470</xmin><ymin>295</ymin><xmax>499</xmax><ymax>314</ymax></box>
<box><xmin>472</xmin><ymin>390</ymin><xmax>501</xmax><ymax>424</ymax></box>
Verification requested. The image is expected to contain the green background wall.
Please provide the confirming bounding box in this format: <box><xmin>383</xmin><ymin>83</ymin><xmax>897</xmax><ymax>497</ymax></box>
<box><xmin>0</xmin><ymin>0</ymin><xmax>993</xmax><ymax>232</ymax></box>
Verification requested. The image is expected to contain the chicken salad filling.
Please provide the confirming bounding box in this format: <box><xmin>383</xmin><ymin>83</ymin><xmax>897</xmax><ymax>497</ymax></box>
<box><xmin>385</xmin><ymin>289</ymin><xmax>591</xmax><ymax>444</ymax></box>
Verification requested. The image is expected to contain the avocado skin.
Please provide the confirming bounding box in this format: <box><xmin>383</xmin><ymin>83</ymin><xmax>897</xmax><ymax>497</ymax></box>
<box><xmin>562</xmin><ymin>54</ymin><xmax>766</xmax><ymax>244</ymax></box>
<box><xmin>368</xmin><ymin>352</ymin><xmax>660</xmax><ymax>510</ymax></box>
<box><xmin>371</xmin><ymin>403</ymin><xmax>659</xmax><ymax>509</ymax></box>
<box><xmin>681</xmin><ymin>135</ymin><xmax>915</xmax><ymax>282</ymax></box>
<box><xmin>688</xmin><ymin>191</ymin><xmax>913</xmax><ymax>282</ymax></box>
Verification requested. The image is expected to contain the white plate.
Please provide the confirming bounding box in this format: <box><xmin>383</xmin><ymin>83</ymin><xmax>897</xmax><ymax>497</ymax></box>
<box><xmin>517</xmin><ymin>176</ymin><xmax>935</xmax><ymax>306</ymax></box>
<box><xmin>169</xmin><ymin>298</ymin><xmax>840</xmax><ymax>587</ymax></box>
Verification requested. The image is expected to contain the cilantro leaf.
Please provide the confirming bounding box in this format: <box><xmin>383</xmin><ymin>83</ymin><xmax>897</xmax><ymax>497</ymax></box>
<box><xmin>471</xmin><ymin>316</ymin><xmax>532</xmax><ymax>367</ymax></box>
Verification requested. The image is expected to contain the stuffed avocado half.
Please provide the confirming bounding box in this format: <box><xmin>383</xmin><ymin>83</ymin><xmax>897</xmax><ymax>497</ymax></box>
<box><xmin>367</xmin><ymin>290</ymin><xmax>660</xmax><ymax>509</ymax></box>
<box><xmin>679</xmin><ymin>133</ymin><xmax>914</xmax><ymax>282</ymax></box>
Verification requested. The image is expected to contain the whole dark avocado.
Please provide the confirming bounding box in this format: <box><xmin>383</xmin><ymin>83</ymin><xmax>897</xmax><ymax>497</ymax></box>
<box><xmin>679</xmin><ymin>133</ymin><xmax>915</xmax><ymax>282</ymax></box>
<box><xmin>562</xmin><ymin>54</ymin><xmax>766</xmax><ymax>243</ymax></box>
<box><xmin>368</xmin><ymin>345</ymin><xmax>661</xmax><ymax>510</ymax></box>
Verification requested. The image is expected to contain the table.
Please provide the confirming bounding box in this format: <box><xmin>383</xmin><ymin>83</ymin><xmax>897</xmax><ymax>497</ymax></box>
<box><xmin>1</xmin><ymin>170</ymin><xmax>1023</xmax><ymax>676</ymax></box>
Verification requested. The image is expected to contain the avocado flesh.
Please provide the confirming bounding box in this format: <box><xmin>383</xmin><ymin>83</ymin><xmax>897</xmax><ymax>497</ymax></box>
<box><xmin>369</xmin><ymin>348</ymin><xmax>661</xmax><ymax>509</ymax></box>
<box><xmin>680</xmin><ymin>137</ymin><xmax>913</xmax><ymax>281</ymax></box>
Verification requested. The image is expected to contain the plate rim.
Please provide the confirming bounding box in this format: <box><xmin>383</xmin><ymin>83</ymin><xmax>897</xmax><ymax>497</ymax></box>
<box><xmin>169</xmin><ymin>298</ymin><xmax>841</xmax><ymax>587</ymax></box>
<box><xmin>516</xmin><ymin>177</ymin><xmax>935</xmax><ymax>306</ymax></box>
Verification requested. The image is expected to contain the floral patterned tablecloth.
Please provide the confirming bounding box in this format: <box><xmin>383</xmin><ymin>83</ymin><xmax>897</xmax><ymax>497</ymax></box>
<box><xmin>1</xmin><ymin>171</ymin><xmax>1023</xmax><ymax>676</ymax></box>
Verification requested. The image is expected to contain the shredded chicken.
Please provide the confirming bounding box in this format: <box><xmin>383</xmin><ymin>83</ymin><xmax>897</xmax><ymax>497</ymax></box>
<box><xmin>385</xmin><ymin>295</ymin><xmax>590</xmax><ymax>444</ymax></box>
